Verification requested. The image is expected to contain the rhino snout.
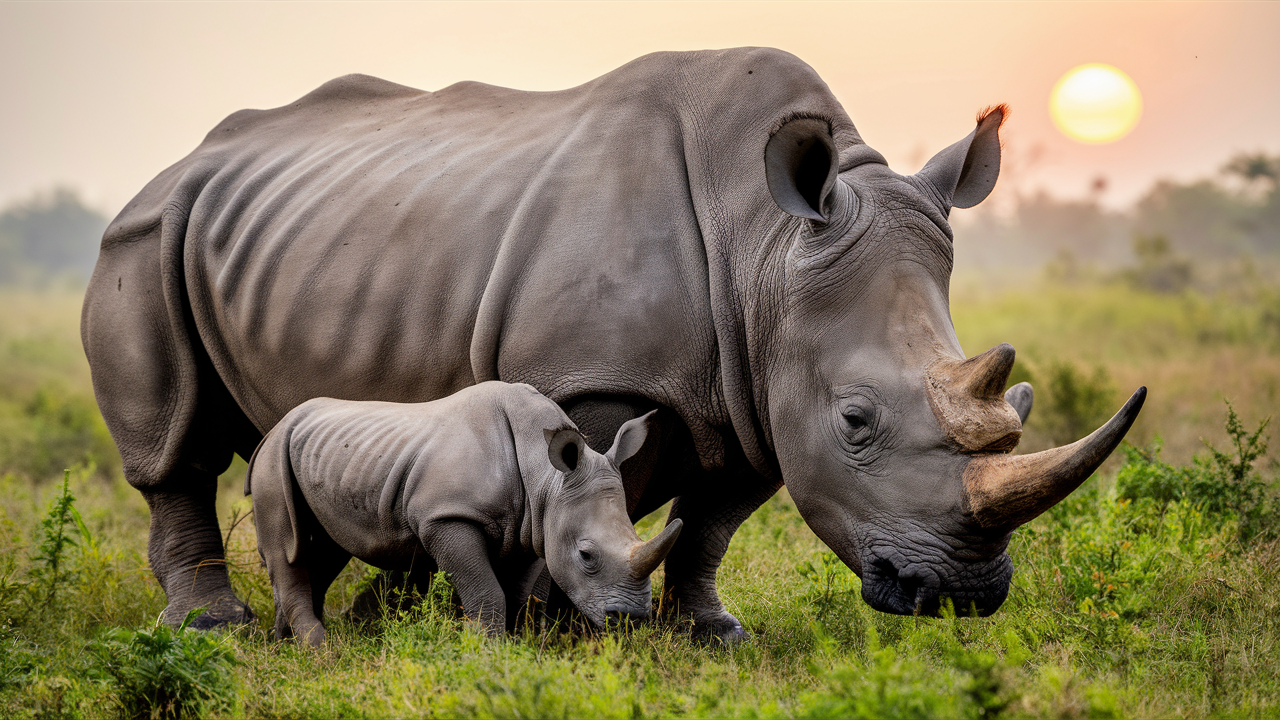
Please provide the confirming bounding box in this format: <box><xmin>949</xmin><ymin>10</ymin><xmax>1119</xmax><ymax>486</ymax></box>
<box><xmin>860</xmin><ymin>549</ymin><xmax>1013</xmax><ymax>617</ymax></box>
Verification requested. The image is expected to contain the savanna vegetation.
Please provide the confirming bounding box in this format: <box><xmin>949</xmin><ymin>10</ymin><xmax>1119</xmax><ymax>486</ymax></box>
<box><xmin>0</xmin><ymin>157</ymin><xmax>1277</xmax><ymax>718</ymax></box>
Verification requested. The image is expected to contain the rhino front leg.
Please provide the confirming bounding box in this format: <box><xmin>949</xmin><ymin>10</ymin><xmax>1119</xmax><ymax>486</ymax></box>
<box><xmin>144</xmin><ymin>478</ymin><xmax>255</xmax><ymax>629</ymax></box>
<box><xmin>662</xmin><ymin>472</ymin><xmax>782</xmax><ymax>644</ymax></box>
<box><xmin>422</xmin><ymin>521</ymin><xmax>506</xmax><ymax>636</ymax></box>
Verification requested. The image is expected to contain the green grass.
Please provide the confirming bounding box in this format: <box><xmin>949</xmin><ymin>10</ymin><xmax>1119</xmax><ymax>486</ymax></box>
<box><xmin>0</xmin><ymin>282</ymin><xmax>1277</xmax><ymax>719</ymax></box>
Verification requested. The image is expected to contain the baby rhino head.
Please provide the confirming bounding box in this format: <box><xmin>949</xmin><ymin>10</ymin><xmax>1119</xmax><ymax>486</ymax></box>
<box><xmin>541</xmin><ymin>411</ymin><xmax>682</xmax><ymax>628</ymax></box>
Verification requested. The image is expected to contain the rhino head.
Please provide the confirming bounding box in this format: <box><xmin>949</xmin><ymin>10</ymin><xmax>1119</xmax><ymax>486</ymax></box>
<box><xmin>758</xmin><ymin>106</ymin><xmax>1145</xmax><ymax>616</ymax></box>
<box><xmin>540</xmin><ymin>412</ymin><xmax>683</xmax><ymax>627</ymax></box>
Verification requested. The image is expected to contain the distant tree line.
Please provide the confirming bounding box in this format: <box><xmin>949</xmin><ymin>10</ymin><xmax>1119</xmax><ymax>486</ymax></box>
<box><xmin>0</xmin><ymin>188</ymin><xmax>108</xmax><ymax>285</ymax></box>
<box><xmin>955</xmin><ymin>152</ymin><xmax>1280</xmax><ymax>272</ymax></box>
<box><xmin>2</xmin><ymin>152</ymin><xmax>1278</xmax><ymax>285</ymax></box>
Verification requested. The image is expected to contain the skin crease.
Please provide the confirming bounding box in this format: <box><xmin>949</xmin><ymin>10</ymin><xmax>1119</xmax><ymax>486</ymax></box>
<box><xmin>80</xmin><ymin>47</ymin><xmax>1138</xmax><ymax>640</ymax></box>
<box><xmin>249</xmin><ymin>383</ymin><xmax>681</xmax><ymax>646</ymax></box>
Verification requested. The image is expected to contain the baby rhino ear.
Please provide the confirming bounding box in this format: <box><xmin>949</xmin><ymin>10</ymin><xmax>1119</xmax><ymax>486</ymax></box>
<box><xmin>544</xmin><ymin>428</ymin><xmax>584</xmax><ymax>474</ymax></box>
<box><xmin>606</xmin><ymin>410</ymin><xmax>658</xmax><ymax>468</ymax></box>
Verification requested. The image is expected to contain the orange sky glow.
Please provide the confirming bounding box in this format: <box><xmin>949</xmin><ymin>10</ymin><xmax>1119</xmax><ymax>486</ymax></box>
<box><xmin>2</xmin><ymin>1</ymin><xmax>1277</xmax><ymax>216</ymax></box>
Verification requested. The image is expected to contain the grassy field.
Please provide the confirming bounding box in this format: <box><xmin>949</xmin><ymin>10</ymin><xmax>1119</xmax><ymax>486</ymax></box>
<box><xmin>0</xmin><ymin>279</ymin><xmax>1277</xmax><ymax>719</ymax></box>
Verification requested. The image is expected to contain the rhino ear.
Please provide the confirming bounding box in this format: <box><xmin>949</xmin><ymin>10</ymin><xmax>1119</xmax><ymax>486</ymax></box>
<box><xmin>545</xmin><ymin>428</ymin><xmax>584</xmax><ymax>474</ymax></box>
<box><xmin>605</xmin><ymin>409</ymin><xmax>658</xmax><ymax>468</ymax></box>
<box><xmin>766</xmin><ymin>117</ymin><xmax>839</xmax><ymax>221</ymax></box>
<box><xmin>916</xmin><ymin>105</ymin><xmax>1006</xmax><ymax>210</ymax></box>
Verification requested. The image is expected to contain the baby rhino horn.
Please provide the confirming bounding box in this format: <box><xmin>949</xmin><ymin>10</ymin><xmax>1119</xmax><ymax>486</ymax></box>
<box><xmin>629</xmin><ymin>519</ymin><xmax>683</xmax><ymax>578</ymax></box>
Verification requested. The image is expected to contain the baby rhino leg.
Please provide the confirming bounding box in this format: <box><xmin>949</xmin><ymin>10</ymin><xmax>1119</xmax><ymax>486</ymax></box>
<box><xmin>250</xmin><ymin>449</ymin><xmax>327</xmax><ymax>647</ymax></box>
<box><xmin>422</xmin><ymin>521</ymin><xmax>506</xmax><ymax>636</ymax></box>
<box><xmin>306</xmin><ymin>531</ymin><xmax>352</xmax><ymax>626</ymax></box>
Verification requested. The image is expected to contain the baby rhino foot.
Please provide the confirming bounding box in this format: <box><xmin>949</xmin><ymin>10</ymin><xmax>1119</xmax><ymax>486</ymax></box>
<box><xmin>274</xmin><ymin>614</ymin><xmax>326</xmax><ymax>648</ymax></box>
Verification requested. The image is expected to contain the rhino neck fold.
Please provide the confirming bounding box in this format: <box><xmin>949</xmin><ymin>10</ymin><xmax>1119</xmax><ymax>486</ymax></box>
<box><xmin>668</xmin><ymin>56</ymin><xmax>861</xmax><ymax>481</ymax></box>
<box><xmin>518</xmin><ymin>467</ymin><xmax>552</xmax><ymax>559</ymax></box>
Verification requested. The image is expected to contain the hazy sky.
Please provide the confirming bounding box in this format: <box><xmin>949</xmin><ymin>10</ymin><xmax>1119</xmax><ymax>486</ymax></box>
<box><xmin>3</xmin><ymin>1</ymin><xmax>1278</xmax><ymax>217</ymax></box>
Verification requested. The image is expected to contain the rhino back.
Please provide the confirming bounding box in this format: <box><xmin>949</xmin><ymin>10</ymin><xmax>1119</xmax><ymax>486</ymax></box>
<box><xmin>105</xmin><ymin>49</ymin><xmax>857</xmax><ymax>468</ymax></box>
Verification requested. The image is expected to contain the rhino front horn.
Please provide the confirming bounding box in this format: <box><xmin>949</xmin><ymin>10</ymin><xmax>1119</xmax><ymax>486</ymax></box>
<box><xmin>629</xmin><ymin>519</ymin><xmax>683</xmax><ymax>578</ymax></box>
<box><xmin>963</xmin><ymin>387</ymin><xmax>1146</xmax><ymax>529</ymax></box>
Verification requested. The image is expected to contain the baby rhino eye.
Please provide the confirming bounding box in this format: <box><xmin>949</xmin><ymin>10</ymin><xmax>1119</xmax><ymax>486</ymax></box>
<box><xmin>576</xmin><ymin>542</ymin><xmax>599</xmax><ymax>569</ymax></box>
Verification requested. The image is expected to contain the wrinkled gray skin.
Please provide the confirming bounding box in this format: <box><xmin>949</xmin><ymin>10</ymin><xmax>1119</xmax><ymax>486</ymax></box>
<box><xmin>248</xmin><ymin>382</ymin><xmax>680</xmax><ymax>646</ymax></box>
<box><xmin>82</xmin><ymin>47</ymin><xmax>1141</xmax><ymax>641</ymax></box>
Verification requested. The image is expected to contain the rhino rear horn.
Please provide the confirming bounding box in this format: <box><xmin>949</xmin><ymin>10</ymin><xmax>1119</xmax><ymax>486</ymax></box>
<box><xmin>1004</xmin><ymin>382</ymin><xmax>1034</xmax><ymax>424</ymax></box>
<box><xmin>927</xmin><ymin>343</ymin><xmax>1023</xmax><ymax>453</ymax></box>
<box><xmin>629</xmin><ymin>519</ymin><xmax>683</xmax><ymax>578</ymax></box>
<box><xmin>765</xmin><ymin>117</ymin><xmax>839</xmax><ymax>221</ymax></box>
<box><xmin>915</xmin><ymin>105</ymin><xmax>1006</xmax><ymax>210</ymax></box>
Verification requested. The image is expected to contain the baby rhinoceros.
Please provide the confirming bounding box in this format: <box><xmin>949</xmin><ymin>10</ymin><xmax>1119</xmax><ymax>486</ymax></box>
<box><xmin>246</xmin><ymin>381</ymin><xmax>682</xmax><ymax>646</ymax></box>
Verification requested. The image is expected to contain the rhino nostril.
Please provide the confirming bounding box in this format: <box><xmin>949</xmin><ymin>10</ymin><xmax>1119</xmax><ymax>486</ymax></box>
<box><xmin>603</xmin><ymin>607</ymin><xmax>648</xmax><ymax>629</ymax></box>
<box><xmin>871</xmin><ymin>557</ymin><xmax>898</xmax><ymax>578</ymax></box>
<box><xmin>866</xmin><ymin>556</ymin><xmax>946</xmax><ymax>614</ymax></box>
<box><xmin>899</xmin><ymin>574</ymin><xmax>922</xmax><ymax>600</ymax></box>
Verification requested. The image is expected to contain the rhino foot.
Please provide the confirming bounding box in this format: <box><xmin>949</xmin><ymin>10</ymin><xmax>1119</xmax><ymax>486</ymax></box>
<box><xmin>689</xmin><ymin>611</ymin><xmax>750</xmax><ymax>646</ymax></box>
<box><xmin>167</xmin><ymin>593</ymin><xmax>256</xmax><ymax>630</ymax></box>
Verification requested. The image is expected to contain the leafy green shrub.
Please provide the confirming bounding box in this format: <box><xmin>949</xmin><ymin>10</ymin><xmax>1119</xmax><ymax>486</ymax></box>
<box><xmin>91</xmin><ymin>609</ymin><xmax>237</xmax><ymax>720</ymax></box>
<box><xmin>28</xmin><ymin>470</ymin><xmax>90</xmax><ymax>605</ymax></box>
<box><xmin>1118</xmin><ymin>401</ymin><xmax>1274</xmax><ymax>542</ymax></box>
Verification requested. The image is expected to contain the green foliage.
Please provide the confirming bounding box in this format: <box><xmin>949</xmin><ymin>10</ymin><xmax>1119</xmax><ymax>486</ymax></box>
<box><xmin>1118</xmin><ymin>401</ymin><xmax>1274</xmax><ymax>543</ymax></box>
<box><xmin>91</xmin><ymin>609</ymin><xmax>237</xmax><ymax>720</ymax></box>
<box><xmin>23</xmin><ymin>387</ymin><xmax>116</xmax><ymax>480</ymax></box>
<box><xmin>29</xmin><ymin>470</ymin><xmax>90</xmax><ymax>604</ymax></box>
<box><xmin>0</xmin><ymin>289</ymin><xmax>122</xmax><ymax>483</ymax></box>
<box><xmin>799</xmin><ymin>645</ymin><xmax>963</xmax><ymax>719</ymax></box>
<box><xmin>796</xmin><ymin>552</ymin><xmax>855</xmax><ymax>620</ymax></box>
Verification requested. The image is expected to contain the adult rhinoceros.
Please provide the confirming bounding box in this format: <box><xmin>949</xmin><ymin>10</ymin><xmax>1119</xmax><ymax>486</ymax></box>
<box><xmin>82</xmin><ymin>47</ymin><xmax>1143</xmax><ymax>640</ymax></box>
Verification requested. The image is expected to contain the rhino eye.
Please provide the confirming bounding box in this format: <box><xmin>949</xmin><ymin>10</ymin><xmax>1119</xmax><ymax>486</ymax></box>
<box><xmin>840</xmin><ymin>403</ymin><xmax>875</xmax><ymax>444</ymax></box>
<box><xmin>576</xmin><ymin>543</ymin><xmax>600</xmax><ymax>571</ymax></box>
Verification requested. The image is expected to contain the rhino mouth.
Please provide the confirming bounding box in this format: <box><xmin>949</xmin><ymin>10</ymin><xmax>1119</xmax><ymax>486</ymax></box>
<box><xmin>860</xmin><ymin>550</ymin><xmax>1013</xmax><ymax>617</ymax></box>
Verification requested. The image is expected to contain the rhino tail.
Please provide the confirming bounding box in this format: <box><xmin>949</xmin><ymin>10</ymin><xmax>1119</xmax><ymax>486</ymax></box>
<box><xmin>246</xmin><ymin>424</ymin><xmax>310</xmax><ymax>566</ymax></box>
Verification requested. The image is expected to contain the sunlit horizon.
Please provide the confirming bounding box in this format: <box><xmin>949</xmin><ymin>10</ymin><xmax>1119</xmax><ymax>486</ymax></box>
<box><xmin>1</xmin><ymin>2</ymin><xmax>1277</xmax><ymax>215</ymax></box>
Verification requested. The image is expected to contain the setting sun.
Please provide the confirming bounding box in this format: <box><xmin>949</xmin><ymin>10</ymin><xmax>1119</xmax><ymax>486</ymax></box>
<box><xmin>1050</xmin><ymin>63</ymin><xmax>1142</xmax><ymax>144</ymax></box>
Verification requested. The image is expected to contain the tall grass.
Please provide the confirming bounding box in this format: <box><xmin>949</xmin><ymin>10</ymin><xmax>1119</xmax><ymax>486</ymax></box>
<box><xmin>0</xmin><ymin>282</ymin><xmax>1276</xmax><ymax>718</ymax></box>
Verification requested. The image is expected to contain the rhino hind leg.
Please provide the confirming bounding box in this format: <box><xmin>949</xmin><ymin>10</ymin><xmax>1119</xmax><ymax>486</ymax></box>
<box><xmin>82</xmin><ymin>222</ymin><xmax>258</xmax><ymax>629</ymax></box>
<box><xmin>306</xmin><ymin>532</ymin><xmax>353</xmax><ymax>624</ymax></box>
<box><xmin>251</xmin><ymin>464</ymin><xmax>326</xmax><ymax>647</ymax></box>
